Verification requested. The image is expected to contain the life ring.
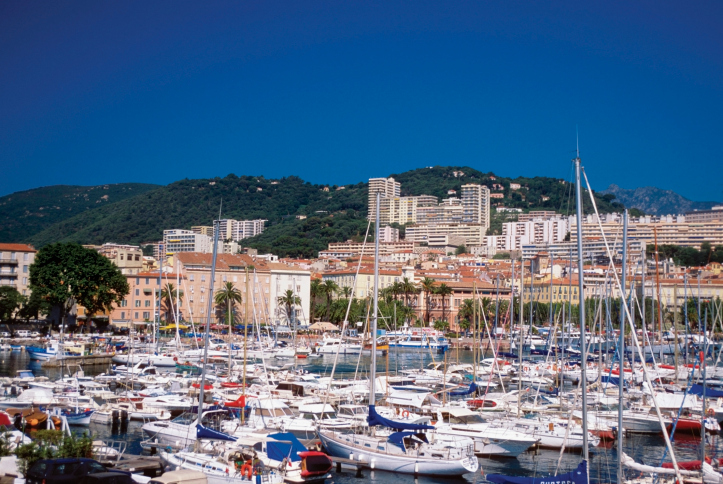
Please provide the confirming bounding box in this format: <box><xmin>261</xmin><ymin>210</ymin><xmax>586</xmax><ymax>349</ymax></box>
<box><xmin>173</xmin><ymin>357</ymin><xmax>178</xmax><ymax>362</ymax></box>
<box><xmin>708</xmin><ymin>408</ymin><xmax>715</xmax><ymax>417</ymax></box>
<box><xmin>553</xmin><ymin>364</ymin><xmax>558</xmax><ymax>372</ymax></box>
<box><xmin>523</xmin><ymin>366</ymin><xmax>529</xmax><ymax>372</ymax></box>
<box><xmin>402</xmin><ymin>410</ymin><xmax>410</xmax><ymax>418</ymax></box>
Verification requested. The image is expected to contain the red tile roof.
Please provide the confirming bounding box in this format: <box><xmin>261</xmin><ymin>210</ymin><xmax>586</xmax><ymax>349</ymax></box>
<box><xmin>0</xmin><ymin>243</ymin><xmax>36</xmax><ymax>252</ymax></box>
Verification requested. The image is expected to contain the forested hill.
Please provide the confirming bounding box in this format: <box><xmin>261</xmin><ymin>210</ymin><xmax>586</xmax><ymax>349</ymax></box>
<box><xmin>7</xmin><ymin>166</ymin><xmax>632</xmax><ymax>256</ymax></box>
<box><xmin>390</xmin><ymin>166</ymin><xmax>625</xmax><ymax>214</ymax></box>
<box><xmin>27</xmin><ymin>175</ymin><xmax>367</xmax><ymax>248</ymax></box>
<box><xmin>0</xmin><ymin>183</ymin><xmax>159</xmax><ymax>243</ymax></box>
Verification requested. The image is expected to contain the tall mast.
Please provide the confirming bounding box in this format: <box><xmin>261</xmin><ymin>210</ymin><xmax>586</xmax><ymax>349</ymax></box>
<box><xmin>197</xmin><ymin>218</ymin><xmax>220</xmax><ymax>423</ymax></box>
<box><xmin>617</xmin><ymin>210</ymin><xmax>628</xmax><ymax>484</ymax></box>
<box><xmin>369</xmin><ymin>191</ymin><xmax>381</xmax><ymax>406</ymax></box>
<box><xmin>574</xmin><ymin>151</ymin><xmax>590</xmax><ymax>462</ymax></box>
<box><xmin>654</xmin><ymin>227</ymin><xmax>664</xmax><ymax>360</ymax></box>
<box><xmin>517</xmin><ymin>259</ymin><xmax>524</xmax><ymax>418</ymax></box>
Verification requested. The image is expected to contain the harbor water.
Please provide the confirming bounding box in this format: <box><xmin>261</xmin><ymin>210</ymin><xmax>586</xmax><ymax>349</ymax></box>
<box><xmin>1</xmin><ymin>347</ymin><xmax>720</xmax><ymax>484</ymax></box>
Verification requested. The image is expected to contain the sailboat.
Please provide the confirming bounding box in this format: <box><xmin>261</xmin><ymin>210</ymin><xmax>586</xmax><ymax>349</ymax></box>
<box><xmin>317</xmin><ymin>191</ymin><xmax>478</xmax><ymax>476</ymax></box>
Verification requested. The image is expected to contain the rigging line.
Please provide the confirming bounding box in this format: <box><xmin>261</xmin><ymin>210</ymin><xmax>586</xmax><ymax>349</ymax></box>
<box><xmin>321</xmin><ymin>216</ymin><xmax>373</xmax><ymax>414</ymax></box>
<box><xmin>581</xmin><ymin>166</ymin><xmax>684</xmax><ymax>482</ymax></box>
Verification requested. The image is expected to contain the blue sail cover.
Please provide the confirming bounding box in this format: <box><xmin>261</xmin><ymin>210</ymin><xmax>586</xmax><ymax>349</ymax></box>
<box><xmin>388</xmin><ymin>431</ymin><xmax>428</xmax><ymax>451</ymax></box>
<box><xmin>449</xmin><ymin>382</ymin><xmax>478</xmax><ymax>396</ymax></box>
<box><xmin>689</xmin><ymin>384</ymin><xmax>723</xmax><ymax>398</ymax></box>
<box><xmin>196</xmin><ymin>424</ymin><xmax>237</xmax><ymax>442</ymax></box>
<box><xmin>267</xmin><ymin>433</ymin><xmax>307</xmax><ymax>463</ymax></box>
<box><xmin>487</xmin><ymin>460</ymin><xmax>588</xmax><ymax>484</ymax></box>
<box><xmin>367</xmin><ymin>405</ymin><xmax>434</xmax><ymax>431</ymax></box>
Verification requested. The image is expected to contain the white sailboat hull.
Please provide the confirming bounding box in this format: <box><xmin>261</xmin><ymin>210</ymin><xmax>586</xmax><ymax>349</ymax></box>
<box><xmin>318</xmin><ymin>431</ymin><xmax>478</xmax><ymax>475</ymax></box>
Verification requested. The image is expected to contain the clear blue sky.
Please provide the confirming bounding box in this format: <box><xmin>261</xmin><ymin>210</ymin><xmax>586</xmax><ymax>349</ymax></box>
<box><xmin>1</xmin><ymin>1</ymin><xmax>721</xmax><ymax>201</ymax></box>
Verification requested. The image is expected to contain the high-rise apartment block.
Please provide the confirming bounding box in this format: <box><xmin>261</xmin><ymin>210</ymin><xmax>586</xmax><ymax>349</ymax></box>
<box><xmin>163</xmin><ymin>230</ymin><xmax>214</xmax><ymax>256</ymax></box>
<box><xmin>368</xmin><ymin>177</ymin><xmax>401</xmax><ymax>221</ymax></box>
<box><xmin>461</xmin><ymin>184</ymin><xmax>491</xmax><ymax>227</ymax></box>
<box><xmin>216</xmin><ymin>219</ymin><xmax>266</xmax><ymax>241</ymax></box>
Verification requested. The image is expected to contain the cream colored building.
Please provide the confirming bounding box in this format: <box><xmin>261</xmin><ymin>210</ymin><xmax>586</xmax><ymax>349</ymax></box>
<box><xmin>571</xmin><ymin>220</ymin><xmax>723</xmax><ymax>249</ymax></box>
<box><xmin>0</xmin><ymin>243</ymin><xmax>36</xmax><ymax>296</ymax></box>
<box><xmin>406</xmin><ymin>223</ymin><xmax>486</xmax><ymax>246</ymax></box>
<box><xmin>368</xmin><ymin>177</ymin><xmax>401</xmax><ymax>221</ymax></box>
<box><xmin>86</xmin><ymin>243</ymin><xmax>144</xmax><ymax>275</ymax></box>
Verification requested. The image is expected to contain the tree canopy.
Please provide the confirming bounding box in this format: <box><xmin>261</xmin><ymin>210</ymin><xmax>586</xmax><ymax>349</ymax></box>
<box><xmin>29</xmin><ymin>243</ymin><xmax>130</xmax><ymax>320</ymax></box>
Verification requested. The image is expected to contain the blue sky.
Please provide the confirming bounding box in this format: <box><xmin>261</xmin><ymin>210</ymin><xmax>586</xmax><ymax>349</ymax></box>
<box><xmin>1</xmin><ymin>1</ymin><xmax>721</xmax><ymax>201</ymax></box>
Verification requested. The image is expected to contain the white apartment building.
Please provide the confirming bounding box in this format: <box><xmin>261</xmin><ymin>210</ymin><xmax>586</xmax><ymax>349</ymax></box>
<box><xmin>368</xmin><ymin>177</ymin><xmax>401</xmax><ymax>221</ymax></box>
<box><xmin>571</xmin><ymin>218</ymin><xmax>723</xmax><ymax>250</ymax></box>
<box><xmin>0</xmin><ymin>243</ymin><xmax>35</xmax><ymax>296</ymax></box>
<box><xmin>488</xmin><ymin>218</ymin><xmax>569</xmax><ymax>252</ymax></box>
<box><xmin>406</xmin><ymin>223</ymin><xmax>486</xmax><ymax>246</ymax></box>
<box><xmin>379</xmin><ymin>226</ymin><xmax>400</xmax><ymax>243</ymax></box>
<box><xmin>217</xmin><ymin>219</ymin><xmax>266</xmax><ymax>241</ymax></box>
<box><xmin>461</xmin><ymin>184</ymin><xmax>491</xmax><ymax>227</ymax></box>
<box><xmin>163</xmin><ymin>230</ymin><xmax>213</xmax><ymax>256</ymax></box>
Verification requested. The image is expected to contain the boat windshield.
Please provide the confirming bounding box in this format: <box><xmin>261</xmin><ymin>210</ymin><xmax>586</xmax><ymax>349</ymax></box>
<box><xmin>449</xmin><ymin>414</ymin><xmax>486</xmax><ymax>424</ymax></box>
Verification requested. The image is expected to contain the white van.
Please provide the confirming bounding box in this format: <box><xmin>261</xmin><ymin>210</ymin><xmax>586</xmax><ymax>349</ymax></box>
<box><xmin>14</xmin><ymin>330</ymin><xmax>30</xmax><ymax>338</ymax></box>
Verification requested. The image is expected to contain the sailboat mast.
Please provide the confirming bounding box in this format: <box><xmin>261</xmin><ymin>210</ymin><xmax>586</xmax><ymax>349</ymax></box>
<box><xmin>617</xmin><ymin>210</ymin><xmax>628</xmax><ymax>484</ymax></box>
<box><xmin>369</xmin><ymin>191</ymin><xmax>380</xmax><ymax>406</ymax></box>
<box><xmin>654</xmin><ymin>227</ymin><xmax>664</xmax><ymax>360</ymax></box>
<box><xmin>197</xmin><ymin>218</ymin><xmax>220</xmax><ymax>422</ymax></box>
<box><xmin>573</xmin><ymin>153</ymin><xmax>590</xmax><ymax>461</ymax></box>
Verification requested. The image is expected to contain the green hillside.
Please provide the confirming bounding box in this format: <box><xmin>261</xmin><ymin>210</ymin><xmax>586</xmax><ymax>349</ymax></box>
<box><xmin>13</xmin><ymin>166</ymin><xmax>631</xmax><ymax>257</ymax></box>
<box><xmin>28</xmin><ymin>175</ymin><xmax>367</xmax><ymax>247</ymax></box>
<box><xmin>0</xmin><ymin>183</ymin><xmax>160</xmax><ymax>243</ymax></box>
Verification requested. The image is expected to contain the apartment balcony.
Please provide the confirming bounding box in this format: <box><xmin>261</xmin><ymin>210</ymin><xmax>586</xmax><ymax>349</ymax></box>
<box><xmin>0</xmin><ymin>258</ymin><xmax>19</xmax><ymax>265</ymax></box>
<box><xmin>0</xmin><ymin>271</ymin><xmax>17</xmax><ymax>277</ymax></box>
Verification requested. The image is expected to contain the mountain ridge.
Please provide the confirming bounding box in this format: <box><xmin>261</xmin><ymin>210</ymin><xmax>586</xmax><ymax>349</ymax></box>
<box><xmin>600</xmin><ymin>184</ymin><xmax>719</xmax><ymax>216</ymax></box>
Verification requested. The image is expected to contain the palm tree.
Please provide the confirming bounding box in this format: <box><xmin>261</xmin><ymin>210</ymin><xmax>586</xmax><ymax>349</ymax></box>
<box><xmin>214</xmin><ymin>282</ymin><xmax>243</xmax><ymax>334</ymax></box>
<box><xmin>400</xmin><ymin>277</ymin><xmax>417</xmax><ymax>307</ymax></box>
<box><xmin>161</xmin><ymin>283</ymin><xmax>184</xmax><ymax>324</ymax></box>
<box><xmin>436</xmin><ymin>283</ymin><xmax>453</xmax><ymax>324</ymax></box>
<box><xmin>339</xmin><ymin>286</ymin><xmax>353</xmax><ymax>299</ymax></box>
<box><xmin>321</xmin><ymin>280</ymin><xmax>339</xmax><ymax>320</ymax></box>
<box><xmin>277</xmin><ymin>289</ymin><xmax>301</xmax><ymax>327</ymax></box>
<box><xmin>419</xmin><ymin>277</ymin><xmax>436</xmax><ymax>324</ymax></box>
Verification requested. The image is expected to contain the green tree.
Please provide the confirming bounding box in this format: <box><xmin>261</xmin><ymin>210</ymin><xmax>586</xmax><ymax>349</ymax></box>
<box><xmin>399</xmin><ymin>277</ymin><xmax>417</xmax><ymax>307</ymax></box>
<box><xmin>320</xmin><ymin>280</ymin><xmax>339</xmax><ymax>320</ymax></box>
<box><xmin>419</xmin><ymin>277</ymin><xmax>436</xmax><ymax>324</ymax></box>
<box><xmin>17</xmin><ymin>290</ymin><xmax>50</xmax><ymax>320</ymax></box>
<box><xmin>454</xmin><ymin>245</ymin><xmax>467</xmax><ymax>255</ymax></box>
<box><xmin>0</xmin><ymin>287</ymin><xmax>24</xmax><ymax>320</ymax></box>
<box><xmin>214</xmin><ymin>282</ymin><xmax>243</xmax><ymax>332</ymax></box>
<box><xmin>277</xmin><ymin>289</ymin><xmax>301</xmax><ymax>326</ymax></box>
<box><xmin>433</xmin><ymin>320</ymin><xmax>449</xmax><ymax>332</ymax></box>
<box><xmin>29</xmin><ymin>243</ymin><xmax>129</xmax><ymax>326</ymax></box>
<box><xmin>161</xmin><ymin>283</ymin><xmax>184</xmax><ymax>324</ymax></box>
<box><xmin>310</xmin><ymin>279</ymin><xmax>323</xmax><ymax>322</ymax></box>
<box><xmin>436</xmin><ymin>283</ymin><xmax>453</xmax><ymax>324</ymax></box>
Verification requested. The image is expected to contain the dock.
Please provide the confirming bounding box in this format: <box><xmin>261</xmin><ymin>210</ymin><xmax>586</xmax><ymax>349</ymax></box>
<box><xmin>329</xmin><ymin>456</ymin><xmax>365</xmax><ymax>477</ymax></box>
<box><xmin>41</xmin><ymin>354</ymin><xmax>114</xmax><ymax>368</ymax></box>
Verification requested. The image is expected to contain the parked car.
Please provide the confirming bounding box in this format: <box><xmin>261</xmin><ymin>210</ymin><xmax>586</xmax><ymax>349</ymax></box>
<box><xmin>0</xmin><ymin>331</ymin><xmax>10</xmax><ymax>338</ymax></box>
<box><xmin>30</xmin><ymin>331</ymin><xmax>41</xmax><ymax>337</ymax></box>
<box><xmin>14</xmin><ymin>330</ymin><xmax>30</xmax><ymax>338</ymax></box>
<box><xmin>26</xmin><ymin>458</ymin><xmax>131</xmax><ymax>484</ymax></box>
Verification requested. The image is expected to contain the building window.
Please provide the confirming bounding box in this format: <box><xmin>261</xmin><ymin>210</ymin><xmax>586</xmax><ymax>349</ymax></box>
<box><xmin>23</xmin><ymin>253</ymin><xmax>28</xmax><ymax>261</ymax></box>
<box><xmin>201</xmin><ymin>275</ymin><xmax>206</xmax><ymax>282</ymax></box>
<box><xmin>145</xmin><ymin>300</ymin><xmax>150</xmax><ymax>307</ymax></box>
<box><xmin>135</xmin><ymin>289</ymin><xmax>139</xmax><ymax>296</ymax></box>
<box><xmin>23</xmin><ymin>265</ymin><xmax>28</xmax><ymax>273</ymax></box>
<box><xmin>201</xmin><ymin>308</ymin><xmax>205</xmax><ymax>314</ymax></box>
<box><xmin>222</xmin><ymin>275</ymin><xmax>227</xmax><ymax>282</ymax></box>
<box><xmin>146</xmin><ymin>278</ymin><xmax>149</xmax><ymax>284</ymax></box>
<box><xmin>120</xmin><ymin>300</ymin><xmax>127</xmax><ymax>307</ymax></box>
<box><xmin>201</xmin><ymin>296</ymin><xmax>205</xmax><ymax>303</ymax></box>
<box><xmin>190</xmin><ymin>274</ymin><xmax>194</xmax><ymax>281</ymax></box>
<box><xmin>121</xmin><ymin>311</ymin><xmax>125</xmax><ymax>319</ymax></box>
<box><xmin>135</xmin><ymin>300</ymin><xmax>141</xmax><ymax>307</ymax></box>
<box><xmin>22</xmin><ymin>277</ymin><xmax>27</xmax><ymax>285</ymax></box>
<box><xmin>143</xmin><ymin>311</ymin><xmax>150</xmax><ymax>319</ymax></box>
<box><xmin>10</xmin><ymin>253</ymin><xmax>16</xmax><ymax>260</ymax></box>
<box><xmin>135</xmin><ymin>312</ymin><xmax>139</xmax><ymax>319</ymax></box>
<box><xmin>233</xmin><ymin>276</ymin><xmax>237</xmax><ymax>282</ymax></box>
<box><xmin>136</xmin><ymin>277</ymin><xmax>139</xmax><ymax>285</ymax></box>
